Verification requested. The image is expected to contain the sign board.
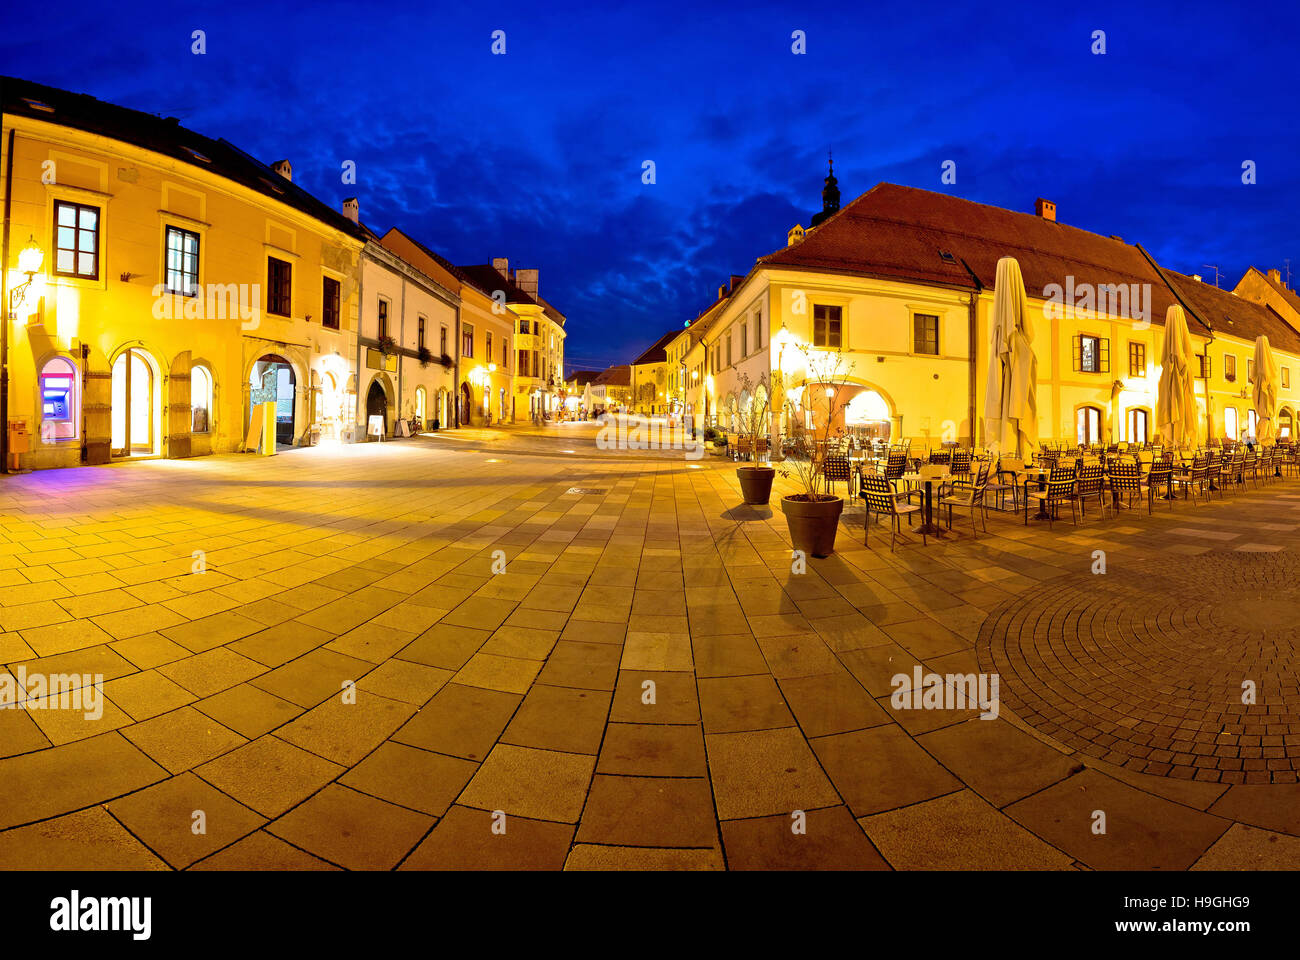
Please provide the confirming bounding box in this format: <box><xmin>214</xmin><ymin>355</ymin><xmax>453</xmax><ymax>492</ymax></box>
<box><xmin>367</xmin><ymin>415</ymin><xmax>385</xmax><ymax>439</ymax></box>
<box><xmin>395</xmin><ymin>419</ymin><xmax>411</xmax><ymax>438</ymax></box>
<box><xmin>244</xmin><ymin>401</ymin><xmax>277</xmax><ymax>455</ymax></box>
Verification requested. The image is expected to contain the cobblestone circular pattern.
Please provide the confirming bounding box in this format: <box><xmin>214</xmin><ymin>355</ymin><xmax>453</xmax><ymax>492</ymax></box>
<box><xmin>976</xmin><ymin>551</ymin><xmax>1300</xmax><ymax>785</ymax></box>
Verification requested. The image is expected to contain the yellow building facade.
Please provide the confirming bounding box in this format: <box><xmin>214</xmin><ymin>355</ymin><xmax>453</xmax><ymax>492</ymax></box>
<box><xmin>2</xmin><ymin>79</ymin><xmax>366</xmax><ymax>469</ymax></box>
<box><xmin>355</xmin><ymin>226</ymin><xmax>459</xmax><ymax>436</ymax></box>
<box><xmin>696</xmin><ymin>183</ymin><xmax>1300</xmax><ymax>452</ymax></box>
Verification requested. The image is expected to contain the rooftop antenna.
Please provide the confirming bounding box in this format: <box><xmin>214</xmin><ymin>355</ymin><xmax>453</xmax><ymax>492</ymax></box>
<box><xmin>1285</xmin><ymin>259</ymin><xmax>1292</xmax><ymax>286</ymax></box>
<box><xmin>1201</xmin><ymin>264</ymin><xmax>1224</xmax><ymax>288</ymax></box>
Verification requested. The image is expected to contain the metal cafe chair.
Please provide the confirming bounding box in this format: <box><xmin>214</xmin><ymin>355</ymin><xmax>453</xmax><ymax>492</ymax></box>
<box><xmin>1242</xmin><ymin>449</ymin><xmax>1261</xmax><ymax>488</ymax></box>
<box><xmin>1026</xmin><ymin>467</ymin><xmax>1079</xmax><ymax>527</ymax></box>
<box><xmin>884</xmin><ymin>450</ymin><xmax>912</xmax><ymax>498</ymax></box>
<box><xmin>822</xmin><ymin>454</ymin><xmax>853</xmax><ymax>497</ymax></box>
<box><xmin>939</xmin><ymin>462</ymin><xmax>991</xmax><ymax>538</ymax></box>
<box><xmin>1171</xmin><ymin>456</ymin><xmax>1210</xmax><ymax>505</ymax></box>
<box><xmin>860</xmin><ymin>474</ymin><xmax>925</xmax><ymax>551</ymax></box>
<box><xmin>1108</xmin><ymin>461</ymin><xmax>1143</xmax><ymax>511</ymax></box>
<box><xmin>1144</xmin><ymin>461</ymin><xmax>1174</xmax><ymax>513</ymax></box>
<box><xmin>988</xmin><ymin>456</ymin><xmax>1023</xmax><ymax>512</ymax></box>
<box><xmin>1075</xmin><ymin>463</ymin><xmax>1109</xmax><ymax>520</ymax></box>
<box><xmin>950</xmin><ymin>447</ymin><xmax>972</xmax><ymax>480</ymax></box>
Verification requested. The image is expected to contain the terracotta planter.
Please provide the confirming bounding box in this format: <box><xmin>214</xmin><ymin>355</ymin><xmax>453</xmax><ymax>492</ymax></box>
<box><xmin>781</xmin><ymin>494</ymin><xmax>844</xmax><ymax>558</ymax></box>
<box><xmin>737</xmin><ymin>465</ymin><xmax>775</xmax><ymax>505</ymax></box>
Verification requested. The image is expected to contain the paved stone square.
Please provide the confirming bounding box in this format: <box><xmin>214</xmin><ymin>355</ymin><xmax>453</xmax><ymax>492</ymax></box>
<box><xmin>1</xmin><ymin>425</ymin><xmax>1299</xmax><ymax>870</ymax></box>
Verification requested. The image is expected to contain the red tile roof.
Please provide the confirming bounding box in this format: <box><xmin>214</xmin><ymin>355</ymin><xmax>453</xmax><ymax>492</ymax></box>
<box><xmin>758</xmin><ymin>182</ymin><xmax>1182</xmax><ymax>321</ymax></box>
<box><xmin>1163</xmin><ymin>270</ymin><xmax>1300</xmax><ymax>356</ymax></box>
<box><xmin>632</xmin><ymin>329</ymin><xmax>679</xmax><ymax>365</ymax></box>
<box><xmin>4</xmin><ymin>76</ymin><xmax>367</xmax><ymax>242</ymax></box>
<box><xmin>594</xmin><ymin>365</ymin><xmax>631</xmax><ymax>386</ymax></box>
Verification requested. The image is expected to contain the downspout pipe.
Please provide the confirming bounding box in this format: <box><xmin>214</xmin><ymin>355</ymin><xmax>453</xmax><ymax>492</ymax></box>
<box><xmin>1</xmin><ymin>128</ymin><xmax>14</xmax><ymax>473</ymax></box>
<box><xmin>398</xmin><ymin>269</ymin><xmax>405</xmax><ymax>433</ymax></box>
<box><xmin>958</xmin><ymin>257</ymin><xmax>984</xmax><ymax>449</ymax></box>
<box><xmin>354</xmin><ymin>258</ymin><xmax>364</xmax><ymax>440</ymax></box>
<box><xmin>453</xmin><ymin>304</ymin><xmax>461</xmax><ymax>428</ymax></box>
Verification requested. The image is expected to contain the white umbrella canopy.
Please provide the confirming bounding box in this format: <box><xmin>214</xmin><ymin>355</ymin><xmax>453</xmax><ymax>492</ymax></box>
<box><xmin>1156</xmin><ymin>305</ymin><xmax>1199</xmax><ymax>448</ymax></box>
<box><xmin>1253</xmin><ymin>334</ymin><xmax>1280</xmax><ymax>443</ymax></box>
<box><xmin>983</xmin><ymin>257</ymin><xmax>1038</xmax><ymax>458</ymax></box>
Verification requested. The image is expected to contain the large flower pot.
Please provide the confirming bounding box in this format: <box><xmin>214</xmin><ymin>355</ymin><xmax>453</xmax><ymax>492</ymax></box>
<box><xmin>781</xmin><ymin>495</ymin><xmax>844</xmax><ymax>558</ymax></box>
<box><xmin>737</xmin><ymin>465</ymin><xmax>775</xmax><ymax>505</ymax></box>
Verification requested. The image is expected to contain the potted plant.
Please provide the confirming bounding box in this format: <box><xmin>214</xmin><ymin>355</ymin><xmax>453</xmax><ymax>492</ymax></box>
<box><xmin>378</xmin><ymin>334</ymin><xmax>398</xmax><ymax>356</ymax></box>
<box><xmin>439</xmin><ymin>352</ymin><xmax>453</xmax><ymax>369</ymax></box>
<box><xmin>418</xmin><ymin>345</ymin><xmax>434</xmax><ymax>367</ymax></box>
<box><xmin>734</xmin><ymin>372</ymin><xmax>775</xmax><ymax>505</ymax></box>
<box><xmin>778</xmin><ymin>346</ymin><xmax>854</xmax><ymax>557</ymax></box>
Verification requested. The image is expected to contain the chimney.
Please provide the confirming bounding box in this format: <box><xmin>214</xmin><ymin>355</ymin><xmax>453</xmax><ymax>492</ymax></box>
<box><xmin>787</xmin><ymin>224</ymin><xmax>805</xmax><ymax>246</ymax></box>
<box><xmin>492</xmin><ymin>257</ymin><xmax>509</xmax><ymax>279</ymax></box>
<box><xmin>515</xmin><ymin>268</ymin><xmax>538</xmax><ymax>295</ymax></box>
<box><xmin>1268</xmin><ymin>268</ymin><xmax>1283</xmax><ymax>285</ymax></box>
<box><xmin>342</xmin><ymin>197</ymin><xmax>359</xmax><ymax>223</ymax></box>
<box><xmin>1034</xmin><ymin>198</ymin><xmax>1056</xmax><ymax>222</ymax></box>
<box><xmin>272</xmin><ymin>159</ymin><xmax>292</xmax><ymax>181</ymax></box>
<box><xmin>717</xmin><ymin>285</ymin><xmax>727</xmax><ymax>300</ymax></box>
<box><xmin>729</xmin><ymin>274</ymin><xmax>744</xmax><ymax>292</ymax></box>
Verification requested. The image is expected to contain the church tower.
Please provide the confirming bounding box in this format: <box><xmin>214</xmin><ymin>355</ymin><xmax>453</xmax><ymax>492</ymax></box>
<box><xmin>810</xmin><ymin>151</ymin><xmax>840</xmax><ymax>227</ymax></box>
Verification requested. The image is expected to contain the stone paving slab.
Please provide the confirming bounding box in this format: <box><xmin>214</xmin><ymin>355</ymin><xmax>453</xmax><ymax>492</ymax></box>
<box><xmin>1</xmin><ymin>433</ymin><xmax>1299</xmax><ymax>869</ymax></box>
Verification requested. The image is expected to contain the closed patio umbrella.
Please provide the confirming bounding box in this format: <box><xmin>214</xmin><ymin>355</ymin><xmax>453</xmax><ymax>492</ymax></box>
<box><xmin>1156</xmin><ymin>305</ymin><xmax>1199</xmax><ymax>448</ymax></box>
<box><xmin>582</xmin><ymin>381</ymin><xmax>593</xmax><ymax>415</ymax></box>
<box><xmin>1253</xmin><ymin>335</ymin><xmax>1279</xmax><ymax>444</ymax></box>
<box><xmin>983</xmin><ymin>257</ymin><xmax>1038</xmax><ymax>458</ymax></box>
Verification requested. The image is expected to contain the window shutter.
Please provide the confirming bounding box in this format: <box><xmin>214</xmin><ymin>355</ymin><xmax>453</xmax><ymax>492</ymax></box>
<box><xmin>1100</xmin><ymin>338</ymin><xmax>1110</xmax><ymax>373</ymax></box>
<box><xmin>1072</xmin><ymin>335</ymin><xmax>1082</xmax><ymax>372</ymax></box>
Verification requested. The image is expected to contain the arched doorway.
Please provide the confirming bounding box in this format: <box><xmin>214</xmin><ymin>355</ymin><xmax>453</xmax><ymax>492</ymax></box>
<box><xmin>415</xmin><ymin>387</ymin><xmax>427</xmax><ymax>429</ymax></box>
<box><xmin>844</xmin><ymin>388</ymin><xmax>892</xmax><ymax>440</ymax></box>
<box><xmin>249</xmin><ymin>355</ymin><xmax>297</xmax><ymax>448</ymax></box>
<box><xmin>111</xmin><ymin>347</ymin><xmax>160</xmax><ymax>457</ymax></box>
<box><xmin>366</xmin><ymin>379</ymin><xmax>388</xmax><ymax>437</ymax></box>
<box><xmin>317</xmin><ymin>370</ymin><xmax>345</xmax><ymax>442</ymax></box>
<box><xmin>460</xmin><ymin>382</ymin><xmax>473</xmax><ymax>426</ymax></box>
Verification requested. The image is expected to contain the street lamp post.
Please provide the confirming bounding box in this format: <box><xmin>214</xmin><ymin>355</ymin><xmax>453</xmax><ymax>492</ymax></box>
<box><xmin>770</xmin><ymin>321</ymin><xmax>799</xmax><ymax>462</ymax></box>
<box><xmin>2</xmin><ymin>236</ymin><xmax>44</xmax><ymax>474</ymax></box>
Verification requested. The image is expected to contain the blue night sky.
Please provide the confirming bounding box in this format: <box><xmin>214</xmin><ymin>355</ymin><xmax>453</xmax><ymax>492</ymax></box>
<box><xmin>4</xmin><ymin>0</ymin><xmax>1299</xmax><ymax>370</ymax></box>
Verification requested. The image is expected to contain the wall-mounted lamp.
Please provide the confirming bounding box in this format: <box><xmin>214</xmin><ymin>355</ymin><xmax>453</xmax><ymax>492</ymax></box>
<box><xmin>9</xmin><ymin>236</ymin><xmax>44</xmax><ymax>318</ymax></box>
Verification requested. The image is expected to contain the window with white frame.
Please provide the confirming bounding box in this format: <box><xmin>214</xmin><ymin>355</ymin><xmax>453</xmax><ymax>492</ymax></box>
<box><xmin>165</xmin><ymin>225</ymin><xmax>200</xmax><ymax>296</ymax></box>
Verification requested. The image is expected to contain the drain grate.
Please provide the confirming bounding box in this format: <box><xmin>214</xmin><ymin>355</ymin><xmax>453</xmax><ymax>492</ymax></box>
<box><xmin>565</xmin><ymin>487</ymin><xmax>608</xmax><ymax>495</ymax></box>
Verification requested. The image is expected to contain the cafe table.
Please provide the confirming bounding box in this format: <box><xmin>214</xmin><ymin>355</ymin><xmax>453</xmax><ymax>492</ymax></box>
<box><xmin>1018</xmin><ymin>466</ymin><xmax>1053</xmax><ymax>524</ymax></box>
<box><xmin>898</xmin><ymin>465</ymin><xmax>950</xmax><ymax>537</ymax></box>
